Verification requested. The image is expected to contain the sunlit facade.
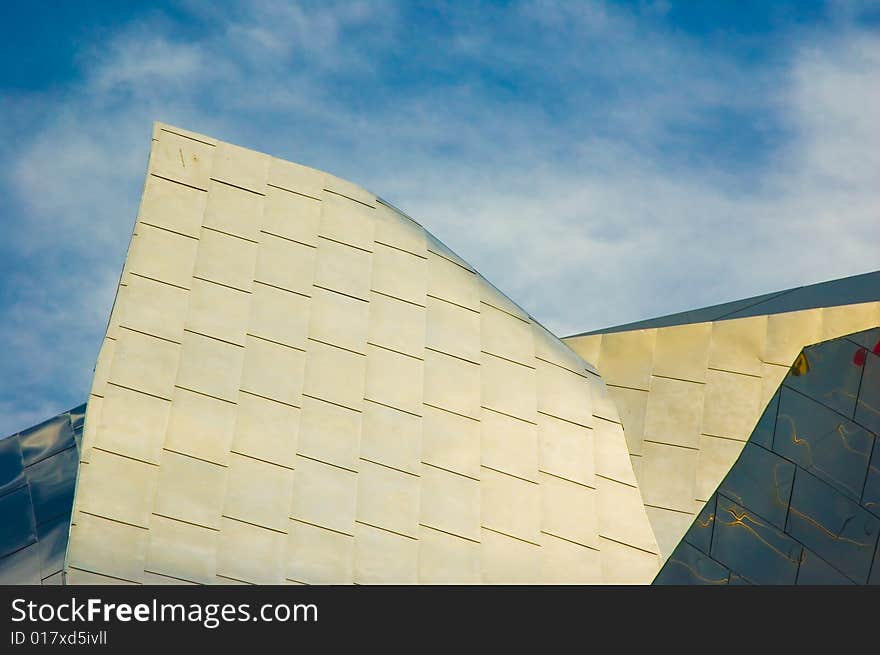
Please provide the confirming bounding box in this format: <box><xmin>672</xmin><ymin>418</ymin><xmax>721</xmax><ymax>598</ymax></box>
<box><xmin>1</xmin><ymin>123</ymin><xmax>877</xmax><ymax>584</ymax></box>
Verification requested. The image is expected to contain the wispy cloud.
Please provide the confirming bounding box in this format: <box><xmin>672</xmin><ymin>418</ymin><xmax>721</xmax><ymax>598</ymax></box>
<box><xmin>1</xmin><ymin>0</ymin><xmax>877</xmax><ymax>434</ymax></box>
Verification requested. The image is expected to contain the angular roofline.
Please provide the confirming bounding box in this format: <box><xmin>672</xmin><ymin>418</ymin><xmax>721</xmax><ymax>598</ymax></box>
<box><xmin>565</xmin><ymin>269</ymin><xmax>880</xmax><ymax>338</ymax></box>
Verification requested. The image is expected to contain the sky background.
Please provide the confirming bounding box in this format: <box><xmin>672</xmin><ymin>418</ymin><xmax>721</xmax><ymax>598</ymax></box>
<box><xmin>1</xmin><ymin>0</ymin><xmax>879</xmax><ymax>436</ymax></box>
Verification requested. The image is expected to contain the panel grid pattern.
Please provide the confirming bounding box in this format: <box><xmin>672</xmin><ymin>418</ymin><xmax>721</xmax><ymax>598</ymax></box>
<box><xmin>66</xmin><ymin>122</ymin><xmax>659</xmax><ymax>585</ymax></box>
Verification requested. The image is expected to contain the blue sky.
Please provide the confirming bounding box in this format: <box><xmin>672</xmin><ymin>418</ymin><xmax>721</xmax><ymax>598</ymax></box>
<box><xmin>1</xmin><ymin>0</ymin><xmax>878</xmax><ymax>435</ymax></box>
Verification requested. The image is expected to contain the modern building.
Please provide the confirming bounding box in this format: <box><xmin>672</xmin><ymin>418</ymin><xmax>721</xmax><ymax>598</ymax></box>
<box><xmin>1</xmin><ymin>123</ymin><xmax>877</xmax><ymax>584</ymax></box>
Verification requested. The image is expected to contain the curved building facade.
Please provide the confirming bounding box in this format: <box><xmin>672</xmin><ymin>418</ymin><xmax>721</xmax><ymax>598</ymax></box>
<box><xmin>2</xmin><ymin>122</ymin><xmax>878</xmax><ymax>585</ymax></box>
<box><xmin>63</xmin><ymin>123</ymin><xmax>658</xmax><ymax>584</ymax></box>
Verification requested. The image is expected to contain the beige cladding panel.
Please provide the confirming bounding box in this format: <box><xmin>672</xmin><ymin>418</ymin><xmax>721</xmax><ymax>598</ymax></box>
<box><xmin>69</xmin><ymin>122</ymin><xmax>659</xmax><ymax>585</ymax></box>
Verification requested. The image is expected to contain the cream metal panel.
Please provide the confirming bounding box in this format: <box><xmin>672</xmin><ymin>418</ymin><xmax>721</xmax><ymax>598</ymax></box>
<box><xmin>421</xmin><ymin>405</ymin><xmax>481</xmax><ymax>479</ymax></box>
<box><xmin>297</xmin><ymin>395</ymin><xmax>361</xmax><ymax>472</ymax></box>
<box><xmin>354</xmin><ymin>522</ymin><xmax>418</xmax><ymax>584</ymax></box>
<box><xmin>289</xmin><ymin>456</ymin><xmax>358</xmax><ymax>535</ymax></box>
<box><xmin>67</xmin><ymin>513</ymin><xmax>148</xmax><ymax>583</ymax></box>
<box><xmin>480</xmin><ymin>302</ymin><xmax>535</xmax><ymax>366</ymax></box>
<box><xmin>286</xmin><ymin>520</ymin><xmax>354</xmax><ymax>584</ymax></box>
<box><xmin>108</xmin><ymin>329</ymin><xmax>180</xmax><ymax>400</ymax></box>
<box><xmin>536</xmin><ymin>413</ymin><xmax>595</xmax><ymax>488</ymax></box>
<box><xmin>540</xmin><ymin>472</ymin><xmax>598</xmax><ymax>549</ymax></box>
<box><xmin>313</xmin><ymin>238</ymin><xmax>372</xmax><ymax>301</ymax></box>
<box><xmin>480</xmin><ymin>528</ymin><xmax>541</xmax><ymax>584</ymax></box>
<box><xmin>262</xmin><ymin>185</ymin><xmax>320</xmax><ymax>245</ymax></box>
<box><xmin>652</xmin><ymin>322</ymin><xmax>712</xmax><ymax>383</ymax></box>
<box><xmin>425</xmin><ymin>295</ymin><xmax>480</xmax><ymax>363</ymax></box>
<box><xmin>480</xmin><ymin>353</ymin><xmax>537</xmax><ymax>424</ymax></box>
<box><xmin>371</xmin><ymin>242</ymin><xmax>426</xmax><ymax>306</ymax></box>
<box><xmin>149</xmin><ymin>127</ymin><xmax>214</xmax><ymax>190</ymax></box>
<box><xmin>360</xmin><ymin>401</ymin><xmax>421</xmax><ymax>475</ymax></box>
<box><xmin>268</xmin><ymin>157</ymin><xmax>324</xmax><ymax>201</ymax></box>
<box><xmin>145</xmin><ymin>514</ymin><xmax>217</xmax><ymax>584</ymax></box>
<box><xmin>193</xmin><ymin>228</ymin><xmax>257</xmax><ymax>293</ymax></box>
<box><xmin>153</xmin><ymin>450</ymin><xmax>227</xmax><ymax>530</ymax></box>
<box><xmin>368</xmin><ymin>292</ymin><xmax>426</xmax><ymax>359</ymax></box>
<box><xmin>480</xmin><ymin>467</ymin><xmax>541</xmax><ymax>544</ymax></box>
<box><xmin>121</xmin><ymin>274</ymin><xmax>189</xmax><ymax>343</ymax></box>
<box><xmin>248</xmin><ymin>282</ymin><xmax>310</xmax><ymax>349</ymax></box>
<box><xmin>355</xmin><ymin>459</ymin><xmax>421</xmax><ymax>538</ymax></box>
<box><xmin>211</xmin><ymin>141</ymin><xmax>270</xmax><ymax>194</ymax></box>
<box><xmin>364</xmin><ymin>345</ymin><xmax>423</xmax><ymax>416</ymax></box>
<box><xmin>593</xmin><ymin>417</ymin><xmax>639</xmax><ymax>488</ymax></box>
<box><xmin>163</xmin><ymin>387</ymin><xmax>237</xmax><ymax>465</ymax></box>
<box><xmin>203</xmin><ymin>180</ymin><xmax>264</xmax><ymax>242</ymax></box>
<box><xmin>480</xmin><ymin>408</ymin><xmax>539</xmax><ymax>482</ymax></box>
<box><xmin>643</xmin><ymin>376</ymin><xmax>705</xmax><ymax>449</ymax></box>
<box><xmin>75</xmin><ymin>450</ymin><xmax>158</xmax><ymax>528</ymax></box>
<box><xmin>417</xmin><ymin>525</ymin><xmax>481</xmax><ymax>584</ymax></box>
<box><xmin>95</xmin><ymin>384</ymin><xmax>169</xmax><ymax>464</ymax></box>
<box><xmin>231</xmin><ymin>392</ymin><xmax>299</xmax><ymax>469</ymax></box>
<box><xmin>254</xmin><ymin>233</ymin><xmax>316</xmax><ymax>296</ymax></box>
<box><xmin>241</xmin><ymin>335</ymin><xmax>306</xmax><ymax>406</ymax></box>
<box><xmin>423</xmin><ymin>349</ymin><xmax>481</xmax><ymax>419</ymax></box>
<box><xmin>68</xmin><ymin>122</ymin><xmax>659</xmax><ymax>585</ymax></box>
<box><xmin>539</xmin><ymin>532</ymin><xmax>601</xmax><ymax>584</ymax></box>
<box><xmin>319</xmin><ymin>189</ymin><xmax>375</xmax><ymax>251</ymax></box>
<box><xmin>564</xmin><ymin>300</ymin><xmax>880</xmax><ymax>562</ymax></box>
<box><xmin>217</xmin><ymin>517</ymin><xmax>285</xmax><ymax>585</ymax></box>
<box><xmin>139</xmin><ymin>174</ymin><xmax>207</xmax><ymax>238</ymax></box>
<box><xmin>420</xmin><ymin>464</ymin><xmax>481</xmax><ymax>541</ymax></box>
<box><xmin>707</xmin><ymin>314</ymin><xmax>766</xmax><ymax>375</ymax></box>
<box><xmin>308</xmin><ymin>286</ymin><xmax>369</xmax><ymax>354</ymax></box>
<box><xmin>184</xmin><ymin>278</ymin><xmax>250</xmax><ymax>346</ymax></box>
<box><xmin>223</xmin><ymin>453</ymin><xmax>295</xmax><ymax>533</ymax></box>
<box><xmin>176</xmin><ymin>331</ymin><xmax>245</xmax><ymax>403</ymax></box>
<box><xmin>374</xmin><ymin>202</ymin><xmax>427</xmax><ymax>257</ymax></box>
<box><xmin>605</xmin><ymin>386</ymin><xmax>648</xmax><ymax>457</ymax></box>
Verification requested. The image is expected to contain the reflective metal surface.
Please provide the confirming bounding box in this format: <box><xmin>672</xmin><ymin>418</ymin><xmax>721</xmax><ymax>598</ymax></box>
<box><xmin>65</xmin><ymin>122</ymin><xmax>658</xmax><ymax>584</ymax></box>
<box><xmin>0</xmin><ymin>404</ymin><xmax>85</xmax><ymax>584</ymax></box>
<box><xmin>655</xmin><ymin>327</ymin><xmax>880</xmax><ymax>584</ymax></box>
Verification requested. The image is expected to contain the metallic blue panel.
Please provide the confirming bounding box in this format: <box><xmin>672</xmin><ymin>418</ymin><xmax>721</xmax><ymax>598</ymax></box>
<box><xmin>786</xmin><ymin>469</ymin><xmax>878</xmax><ymax>584</ymax></box>
<box><xmin>784</xmin><ymin>338</ymin><xmax>863</xmax><ymax>419</ymax></box>
<box><xmin>774</xmin><ymin>388</ymin><xmax>873</xmax><ymax>501</ymax></box>
<box><xmin>855</xmin><ymin>349</ymin><xmax>880</xmax><ymax>435</ymax></box>
<box><xmin>796</xmin><ymin>548</ymin><xmax>854</xmax><ymax>585</ymax></box>
<box><xmin>0</xmin><ymin>485</ymin><xmax>37</xmax><ymax>559</ymax></box>
<box><xmin>654</xmin><ymin>540</ymin><xmax>729</xmax><ymax>585</ymax></box>
<box><xmin>0</xmin><ymin>404</ymin><xmax>85</xmax><ymax>584</ymax></box>
<box><xmin>28</xmin><ymin>446</ymin><xmax>78</xmax><ymax>526</ymax></box>
<box><xmin>711</xmin><ymin>494</ymin><xmax>802</xmax><ymax>585</ymax></box>
<box><xmin>19</xmin><ymin>413</ymin><xmax>75</xmax><ymax>467</ymax></box>
<box><xmin>0</xmin><ymin>434</ymin><xmax>25</xmax><ymax>496</ymax></box>
<box><xmin>718</xmin><ymin>442</ymin><xmax>794</xmax><ymax>530</ymax></box>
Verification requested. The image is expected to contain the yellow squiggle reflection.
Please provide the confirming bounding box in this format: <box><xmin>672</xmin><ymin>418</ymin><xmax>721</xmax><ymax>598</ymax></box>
<box><xmin>856</xmin><ymin>397</ymin><xmax>880</xmax><ymax>420</ymax></box>
<box><xmin>778</xmin><ymin>412</ymin><xmax>869</xmax><ymax>495</ymax></box>
<box><xmin>723</xmin><ymin>506</ymin><xmax>800</xmax><ymax>564</ymax></box>
<box><xmin>788</xmin><ymin>504</ymin><xmax>872</xmax><ymax>548</ymax></box>
<box><xmin>782</xmin><ymin>410</ymin><xmax>869</xmax><ymax>459</ymax></box>
<box><xmin>666</xmin><ymin>559</ymin><xmax>727</xmax><ymax>585</ymax></box>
